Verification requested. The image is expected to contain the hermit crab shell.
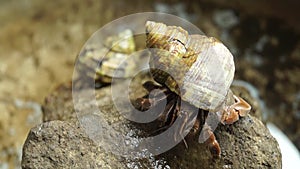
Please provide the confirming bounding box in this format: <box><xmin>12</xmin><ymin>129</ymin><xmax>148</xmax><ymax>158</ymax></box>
<box><xmin>78</xmin><ymin>29</ymin><xmax>137</xmax><ymax>83</ymax></box>
<box><xmin>146</xmin><ymin>21</ymin><xmax>235</xmax><ymax>111</ymax></box>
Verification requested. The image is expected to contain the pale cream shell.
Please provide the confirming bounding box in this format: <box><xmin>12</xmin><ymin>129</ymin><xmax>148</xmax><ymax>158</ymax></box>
<box><xmin>182</xmin><ymin>35</ymin><xmax>235</xmax><ymax>111</ymax></box>
<box><xmin>146</xmin><ymin>21</ymin><xmax>235</xmax><ymax>111</ymax></box>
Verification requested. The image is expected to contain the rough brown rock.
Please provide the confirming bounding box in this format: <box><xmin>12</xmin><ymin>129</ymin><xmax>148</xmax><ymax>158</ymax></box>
<box><xmin>161</xmin><ymin>115</ymin><xmax>280</xmax><ymax>168</ymax></box>
<box><xmin>22</xmin><ymin>74</ymin><xmax>282</xmax><ymax>168</ymax></box>
<box><xmin>22</xmin><ymin>121</ymin><xmax>124</xmax><ymax>169</ymax></box>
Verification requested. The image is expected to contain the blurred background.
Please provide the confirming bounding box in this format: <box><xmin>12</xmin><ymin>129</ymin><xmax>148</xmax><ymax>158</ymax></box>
<box><xmin>0</xmin><ymin>0</ymin><xmax>299</xmax><ymax>168</ymax></box>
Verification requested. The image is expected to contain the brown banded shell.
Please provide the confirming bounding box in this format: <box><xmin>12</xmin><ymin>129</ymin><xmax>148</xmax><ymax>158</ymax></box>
<box><xmin>78</xmin><ymin>29</ymin><xmax>137</xmax><ymax>83</ymax></box>
<box><xmin>146</xmin><ymin>21</ymin><xmax>235</xmax><ymax>111</ymax></box>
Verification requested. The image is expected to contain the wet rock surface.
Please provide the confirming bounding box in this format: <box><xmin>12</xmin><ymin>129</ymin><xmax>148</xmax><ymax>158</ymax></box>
<box><xmin>22</xmin><ymin>121</ymin><xmax>124</xmax><ymax>169</ymax></box>
<box><xmin>22</xmin><ymin>75</ymin><xmax>281</xmax><ymax>168</ymax></box>
<box><xmin>161</xmin><ymin>115</ymin><xmax>280</xmax><ymax>169</ymax></box>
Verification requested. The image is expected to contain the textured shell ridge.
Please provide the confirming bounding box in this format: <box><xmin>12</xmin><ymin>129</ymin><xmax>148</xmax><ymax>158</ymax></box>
<box><xmin>182</xmin><ymin>80</ymin><xmax>226</xmax><ymax>110</ymax></box>
<box><xmin>182</xmin><ymin>40</ymin><xmax>235</xmax><ymax>110</ymax></box>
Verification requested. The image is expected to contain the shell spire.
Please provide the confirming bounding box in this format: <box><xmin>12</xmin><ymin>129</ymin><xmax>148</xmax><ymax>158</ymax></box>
<box><xmin>146</xmin><ymin>21</ymin><xmax>167</xmax><ymax>48</ymax></box>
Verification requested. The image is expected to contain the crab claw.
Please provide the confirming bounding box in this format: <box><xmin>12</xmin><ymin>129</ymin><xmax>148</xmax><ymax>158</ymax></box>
<box><xmin>232</xmin><ymin>95</ymin><xmax>251</xmax><ymax>116</ymax></box>
<box><xmin>221</xmin><ymin>95</ymin><xmax>251</xmax><ymax>124</ymax></box>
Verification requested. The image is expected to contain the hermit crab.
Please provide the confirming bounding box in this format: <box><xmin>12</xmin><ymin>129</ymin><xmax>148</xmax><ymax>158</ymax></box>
<box><xmin>77</xmin><ymin>29</ymin><xmax>138</xmax><ymax>87</ymax></box>
<box><xmin>136</xmin><ymin>21</ymin><xmax>251</xmax><ymax>157</ymax></box>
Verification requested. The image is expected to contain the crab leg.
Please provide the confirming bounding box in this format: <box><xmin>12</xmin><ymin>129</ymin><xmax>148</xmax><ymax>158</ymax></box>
<box><xmin>201</xmin><ymin>123</ymin><xmax>221</xmax><ymax>157</ymax></box>
<box><xmin>135</xmin><ymin>81</ymin><xmax>170</xmax><ymax>111</ymax></box>
<box><xmin>198</xmin><ymin>110</ymin><xmax>222</xmax><ymax>158</ymax></box>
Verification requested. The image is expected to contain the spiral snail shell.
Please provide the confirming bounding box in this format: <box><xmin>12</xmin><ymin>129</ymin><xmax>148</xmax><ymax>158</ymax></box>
<box><xmin>78</xmin><ymin>29</ymin><xmax>137</xmax><ymax>84</ymax></box>
<box><xmin>146</xmin><ymin>21</ymin><xmax>235</xmax><ymax>112</ymax></box>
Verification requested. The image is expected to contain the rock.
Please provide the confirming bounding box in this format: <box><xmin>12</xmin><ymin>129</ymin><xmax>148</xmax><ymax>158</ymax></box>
<box><xmin>22</xmin><ymin>121</ymin><xmax>125</xmax><ymax>169</ymax></box>
<box><xmin>22</xmin><ymin>75</ymin><xmax>282</xmax><ymax>168</ymax></box>
<box><xmin>160</xmin><ymin>115</ymin><xmax>281</xmax><ymax>168</ymax></box>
